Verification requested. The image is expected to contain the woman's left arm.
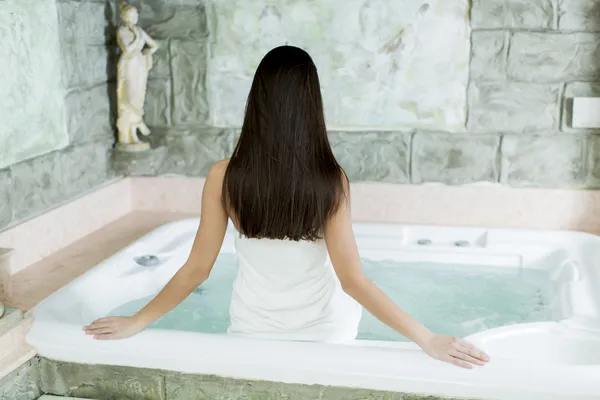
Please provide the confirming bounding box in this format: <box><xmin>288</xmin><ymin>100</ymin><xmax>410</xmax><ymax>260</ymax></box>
<box><xmin>84</xmin><ymin>161</ymin><xmax>229</xmax><ymax>340</ymax></box>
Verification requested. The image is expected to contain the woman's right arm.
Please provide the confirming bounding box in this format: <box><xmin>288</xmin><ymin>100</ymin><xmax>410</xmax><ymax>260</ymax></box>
<box><xmin>84</xmin><ymin>161</ymin><xmax>229</xmax><ymax>339</ymax></box>
<box><xmin>324</xmin><ymin>186</ymin><xmax>490</xmax><ymax>369</ymax></box>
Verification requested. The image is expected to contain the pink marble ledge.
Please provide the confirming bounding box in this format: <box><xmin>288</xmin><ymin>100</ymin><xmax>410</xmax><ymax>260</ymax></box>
<box><xmin>6</xmin><ymin>177</ymin><xmax>600</xmax><ymax>312</ymax></box>
<box><xmin>9</xmin><ymin>211</ymin><xmax>196</xmax><ymax>311</ymax></box>
<box><xmin>0</xmin><ymin>316</ymin><xmax>35</xmax><ymax>379</ymax></box>
<box><xmin>131</xmin><ymin>177</ymin><xmax>600</xmax><ymax>235</ymax></box>
<box><xmin>349</xmin><ymin>183</ymin><xmax>600</xmax><ymax>234</ymax></box>
<box><xmin>5</xmin><ymin>176</ymin><xmax>600</xmax><ymax>278</ymax></box>
<box><xmin>131</xmin><ymin>176</ymin><xmax>204</xmax><ymax>213</ymax></box>
<box><xmin>0</xmin><ymin>179</ymin><xmax>133</xmax><ymax>275</ymax></box>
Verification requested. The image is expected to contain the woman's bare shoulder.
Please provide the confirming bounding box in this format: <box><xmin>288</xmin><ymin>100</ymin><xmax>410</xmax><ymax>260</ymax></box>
<box><xmin>206</xmin><ymin>159</ymin><xmax>230</xmax><ymax>185</ymax></box>
<box><xmin>211</xmin><ymin>159</ymin><xmax>229</xmax><ymax>174</ymax></box>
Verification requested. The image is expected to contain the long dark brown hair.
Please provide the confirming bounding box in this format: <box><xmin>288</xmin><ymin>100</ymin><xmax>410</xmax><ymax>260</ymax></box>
<box><xmin>222</xmin><ymin>46</ymin><xmax>346</xmax><ymax>241</ymax></box>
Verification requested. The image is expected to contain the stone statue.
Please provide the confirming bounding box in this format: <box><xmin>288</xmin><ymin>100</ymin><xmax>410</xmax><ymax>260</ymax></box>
<box><xmin>116</xmin><ymin>0</ymin><xmax>158</xmax><ymax>152</ymax></box>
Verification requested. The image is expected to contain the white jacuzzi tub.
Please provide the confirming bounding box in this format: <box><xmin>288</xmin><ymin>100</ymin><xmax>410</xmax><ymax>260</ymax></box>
<box><xmin>27</xmin><ymin>219</ymin><xmax>600</xmax><ymax>400</ymax></box>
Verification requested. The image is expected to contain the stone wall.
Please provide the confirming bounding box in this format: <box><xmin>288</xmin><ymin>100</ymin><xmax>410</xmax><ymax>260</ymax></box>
<box><xmin>0</xmin><ymin>0</ymin><xmax>68</xmax><ymax>169</ymax></box>
<box><xmin>4</xmin><ymin>0</ymin><xmax>600</xmax><ymax>234</ymax></box>
<box><xmin>116</xmin><ymin>0</ymin><xmax>600</xmax><ymax>190</ymax></box>
<box><xmin>466</xmin><ymin>0</ymin><xmax>600</xmax><ymax>188</ymax></box>
<box><xmin>0</xmin><ymin>360</ymin><xmax>40</xmax><ymax>400</ymax></box>
<box><xmin>5</xmin><ymin>356</ymin><xmax>475</xmax><ymax>400</ymax></box>
<box><xmin>0</xmin><ymin>0</ymin><xmax>117</xmax><ymax>232</ymax></box>
<box><xmin>38</xmin><ymin>358</ymin><xmax>470</xmax><ymax>400</ymax></box>
<box><xmin>112</xmin><ymin>0</ymin><xmax>223</xmax><ymax>177</ymax></box>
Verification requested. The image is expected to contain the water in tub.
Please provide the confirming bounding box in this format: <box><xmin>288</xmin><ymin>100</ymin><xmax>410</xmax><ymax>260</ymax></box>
<box><xmin>111</xmin><ymin>253</ymin><xmax>553</xmax><ymax>341</ymax></box>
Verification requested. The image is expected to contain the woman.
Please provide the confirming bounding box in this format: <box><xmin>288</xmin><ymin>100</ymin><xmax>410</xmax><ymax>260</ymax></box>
<box><xmin>85</xmin><ymin>46</ymin><xmax>489</xmax><ymax>369</ymax></box>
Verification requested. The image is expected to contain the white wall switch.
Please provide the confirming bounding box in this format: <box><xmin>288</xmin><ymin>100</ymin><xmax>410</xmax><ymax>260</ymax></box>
<box><xmin>572</xmin><ymin>97</ymin><xmax>600</xmax><ymax>128</ymax></box>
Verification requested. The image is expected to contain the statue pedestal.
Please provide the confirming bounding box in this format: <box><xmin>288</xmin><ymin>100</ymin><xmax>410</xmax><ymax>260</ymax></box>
<box><xmin>115</xmin><ymin>142</ymin><xmax>150</xmax><ymax>152</ymax></box>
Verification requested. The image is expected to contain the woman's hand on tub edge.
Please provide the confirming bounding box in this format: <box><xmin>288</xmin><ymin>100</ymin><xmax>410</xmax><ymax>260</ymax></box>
<box><xmin>83</xmin><ymin>316</ymin><xmax>146</xmax><ymax>340</ymax></box>
<box><xmin>324</xmin><ymin>190</ymin><xmax>489</xmax><ymax>370</ymax></box>
<box><xmin>419</xmin><ymin>333</ymin><xmax>490</xmax><ymax>369</ymax></box>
